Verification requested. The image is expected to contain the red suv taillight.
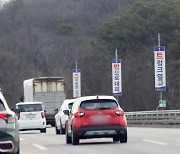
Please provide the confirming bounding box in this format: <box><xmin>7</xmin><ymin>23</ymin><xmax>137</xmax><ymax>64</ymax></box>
<box><xmin>74</xmin><ymin>112</ymin><xmax>85</xmax><ymax>118</ymax></box>
<box><xmin>41</xmin><ymin>112</ymin><xmax>45</xmax><ymax>118</ymax></box>
<box><xmin>0</xmin><ymin>113</ymin><xmax>14</xmax><ymax>123</ymax></box>
<box><xmin>115</xmin><ymin>110</ymin><xmax>124</xmax><ymax>116</ymax></box>
<box><xmin>0</xmin><ymin>114</ymin><xmax>7</xmax><ymax>120</ymax></box>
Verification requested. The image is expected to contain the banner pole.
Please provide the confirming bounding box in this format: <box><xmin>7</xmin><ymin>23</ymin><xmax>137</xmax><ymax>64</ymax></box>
<box><xmin>158</xmin><ymin>34</ymin><xmax>163</xmax><ymax>103</ymax></box>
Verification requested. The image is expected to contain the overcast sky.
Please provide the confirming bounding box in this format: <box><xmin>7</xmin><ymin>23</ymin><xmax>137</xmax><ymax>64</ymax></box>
<box><xmin>0</xmin><ymin>0</ymin><xmax>11</xmax><ymax>2</ymax></box>
<box><xmin>0</xmin><ymin>0</ymin><xmax>12</xmax><ymax>8</ymax></box>
<box><xmin>0</xmin><ymin>0</ymin><xmax>12</xmax><ymax>4</ymax></box>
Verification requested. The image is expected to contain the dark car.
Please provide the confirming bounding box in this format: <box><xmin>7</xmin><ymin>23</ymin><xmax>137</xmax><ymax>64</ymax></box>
<box><xmin>65</xmin><ymin>95</ymin><xmax>127</xmax><ymax>145</ymax></box>
<box><xmin>0</xmin><ymin>92</ymin><xmax>20</xmax><ymax>154</ymax></box>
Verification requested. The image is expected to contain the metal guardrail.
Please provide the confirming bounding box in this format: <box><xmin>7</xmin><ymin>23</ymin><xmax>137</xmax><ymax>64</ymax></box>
<box><xmin>125</xmin><ymin>110</ymin><xmax>180</xmax><ymax>127</ymax></box>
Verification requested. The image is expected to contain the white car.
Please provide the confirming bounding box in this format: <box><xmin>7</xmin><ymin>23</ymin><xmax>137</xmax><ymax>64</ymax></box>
<box><xmin>55</xmin><ymin>99</ymin><xmax>75</xmax><ymax>134</ymax></box>
<box><xmin>16</xmin><ymin>102</ymin><xmax>46</xmax><ymax>133</ymax></box>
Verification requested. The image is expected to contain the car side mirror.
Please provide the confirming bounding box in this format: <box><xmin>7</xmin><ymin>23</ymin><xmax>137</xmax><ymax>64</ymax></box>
<box><xmin>63</xmin><ymin>110</ymin><xmax>70</xmax><ymax>116</ymax></box>
<box><xmin>54</xmin><ymin>108</ymin><xmax>58</xmax><ymax>114</ymax></box>
<box><xmin>12</xmin><ymin>108</ymin><xmax>20</xmax><ymax>114</ymax></box>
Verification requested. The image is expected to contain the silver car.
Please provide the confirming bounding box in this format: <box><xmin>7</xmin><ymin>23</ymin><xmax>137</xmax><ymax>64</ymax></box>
<box><xmin>0</xmin><ymin>92</ymin><xmax>20</xmax><ymax>154</ymax></box>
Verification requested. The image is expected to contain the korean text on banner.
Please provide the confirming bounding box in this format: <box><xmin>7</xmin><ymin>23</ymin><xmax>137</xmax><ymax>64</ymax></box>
<box><xmin>154</xmin><ymin>46</ymin><xmax>166</xmax><ymax>91</ymax></box>
<box><xmin>73</xmin><ymin>69</ymin><xmax>81</xmax><ymax>98</ymax></box>
<box><xmin>112</xmin><ymin>59</ymin><xmax>122</xmax><ymax>96</ymax></box>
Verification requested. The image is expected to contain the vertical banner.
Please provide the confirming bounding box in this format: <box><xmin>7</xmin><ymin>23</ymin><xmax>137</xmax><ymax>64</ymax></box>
<box><xmin>73</xmin><ymin>69</ymin><xmax>81</xmax><ymax>98</ymax></box>
<box><xmin>154</xmin><ymin>46</ymin><xmax>166</xmax><ymax>91</ymax></box>
<box><xmin>112</xmin><ymin>59</ymin><xmax>122</xmax><ymax>96</ymax></box>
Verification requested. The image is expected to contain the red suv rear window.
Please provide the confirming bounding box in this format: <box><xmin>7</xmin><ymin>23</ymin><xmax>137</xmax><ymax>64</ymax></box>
<box><xmin>80</xmin><ymin>99</ymin><xmax>118</xmax><ymax>110</ymax></box>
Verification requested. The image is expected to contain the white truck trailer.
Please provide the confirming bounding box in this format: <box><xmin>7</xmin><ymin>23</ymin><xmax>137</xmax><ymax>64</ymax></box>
<box><xmin>23</xmin><ymin>77</ymin><xmax>66</xmax><ymax>126</ymax></box>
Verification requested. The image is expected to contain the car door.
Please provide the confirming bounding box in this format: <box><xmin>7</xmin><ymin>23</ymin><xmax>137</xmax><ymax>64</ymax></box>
<box><xmin>56</xmin><ymin>103</ymin><xmax>66</xmax><ymax>128</ymax></box>
<box><xmin>0</xmin><ymin>99</ymin><xmax>7</xmax><ymax>138</ymax></box>
<box><xmin>66</xmin><ymin>102</ymin><xmax>77</xmax><ymax>134</ymax></box>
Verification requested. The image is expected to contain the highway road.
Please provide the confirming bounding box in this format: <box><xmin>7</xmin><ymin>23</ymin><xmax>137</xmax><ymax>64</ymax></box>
<box><xmin>20</xmin><ymin>127</ymin><xmax>180</xmax><ymax>154</ymax></box>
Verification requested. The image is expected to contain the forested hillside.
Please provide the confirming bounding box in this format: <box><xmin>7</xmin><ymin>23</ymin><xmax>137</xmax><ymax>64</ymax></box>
<box><xmin>0</xmin><ymin>0</ymin><xmax>179</xmax><ymax>111</ymax></box>
<box><xmin>93</xmin><ymin>0</ymin><xmax>180</xmax><ymax>110</ymax></box>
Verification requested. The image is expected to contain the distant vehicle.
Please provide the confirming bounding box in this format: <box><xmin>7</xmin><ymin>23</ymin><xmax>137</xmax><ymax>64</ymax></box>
<box><xmin>23</xmin><ymin>77</ymin><xmax>66</xmax><ymax>126</ymax></box>
<box><xmin>55</xmin><ymin>99</ymin><xmax>75</xmax><ymax>134</ymax></box>
<box><xmin>16</xmin><ymin>102</ymin><xmax>46</xmax><ymax>133</ymax></box>
<box><xmin>0</xmin><ymin>92</ymin><xmax>20</xmax><ymax>154</ymax></box>
<box><xmin>65</xmin><ymin>95</ymin><xmax>127</xmax><ymax>145</ymax></box>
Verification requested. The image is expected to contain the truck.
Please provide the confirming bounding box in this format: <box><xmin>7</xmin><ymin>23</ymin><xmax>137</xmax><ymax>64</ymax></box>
<box><xmin>23</xmin><ymin>77</ymin><xmax>66</xmax><ymax>126</ymax></box>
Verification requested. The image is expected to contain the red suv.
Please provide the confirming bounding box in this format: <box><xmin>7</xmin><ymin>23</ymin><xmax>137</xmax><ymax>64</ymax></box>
<box><xmin>65</xmin><ymin>95</ymin><xmax>127</xmax><ymax>145</ymax></box>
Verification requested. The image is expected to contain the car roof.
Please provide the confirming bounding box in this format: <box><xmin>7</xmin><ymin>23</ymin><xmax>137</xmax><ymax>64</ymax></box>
<box><xmin>16</xmin><ymin>102</ymin><xmax>43</xmax><ymax>105</ymax></box>
<box><xmin>75</xmin><ymin>95</ymin><xmax>117</xmax><ymax>102</ymax></box>
<box><xmin>63</xmin><ymin>99</ymin><xmax>76</xmax><ymax>104</ymax></box>
<box><xmin>71</xmin><ymin>96</ymin><xmax>118</xmax><ymax>113</ymax></box>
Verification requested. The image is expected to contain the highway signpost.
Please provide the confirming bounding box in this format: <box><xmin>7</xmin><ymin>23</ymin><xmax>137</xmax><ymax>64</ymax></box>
<box><xmin>73</xmin><ymin>67</ymin><xmax>81</xmax><ymax>98</ymax></box>
<box><xmin>159</xmin><ymin>100</ymin><xmax>166</xmax><ymax>107</ymax></box>
<box><xmin>154</xmin><ymin>34</ymin><xmax>166</xmax><ymax>109</ymax></box>
<box><xmin>112</xmin><ymin>49</ymin><xmax>122</xmax><ymax>96</ymax></box>
<box><xmin>154</xmin><ymin>46</ymin><xmax>166</xmax><ymax>91</ymax></box>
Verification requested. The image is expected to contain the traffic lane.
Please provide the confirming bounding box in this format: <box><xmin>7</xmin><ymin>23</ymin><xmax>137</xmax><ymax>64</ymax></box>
<box><xmin>20</xmin><ymin>129</ymin><xmax>67</xmax><ymax>154</ymax></box>
<box><xmin>128</xmin><ymin>127</ymin><xmax>180</xmax><ymax>147</ymax></box>
<box><xmin>127</xmin><ymin>127</ymin><xmax>180</xmax><ymax>154</ymax></box>
<box><xmin>19</xmin><ymin>127</ymin><xmax>179</xmax><ymax>154</ymax></box>
<box><xmin>19</xmin><ymin>127</ymin><xmax>180</xmax><ymax>154</ymax></box>
<box><xmin>20</xmin><ymin>129</ymin><xmax>117</xmax><ymax>154</ymax></box>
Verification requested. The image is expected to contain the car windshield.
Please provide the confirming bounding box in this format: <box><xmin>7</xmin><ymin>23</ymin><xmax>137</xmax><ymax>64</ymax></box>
<box><xmin>17</xmin><ymin>104</ymin><xmax>43</xmax><ymax>112</ymax></box>
<box><xmin>80</xmin><ymin>99</ymin><xmax>118</xmax><ymax>110</ymax></box>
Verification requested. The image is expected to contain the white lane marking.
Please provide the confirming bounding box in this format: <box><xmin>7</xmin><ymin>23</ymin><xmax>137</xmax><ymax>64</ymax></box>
<box><xmin>20</xmin><ymin>138</ymin><xmax>26</xmax><ymax>141</ymax></box>
<box><xmin>33</xmin><ymin>144</ymin><xmax>48</xmax><ymax>150</ymax></box>
<box><xmin>142</xmin><ymin>139</ymin><xmax>167</xmax><ymax>145</ymax></box>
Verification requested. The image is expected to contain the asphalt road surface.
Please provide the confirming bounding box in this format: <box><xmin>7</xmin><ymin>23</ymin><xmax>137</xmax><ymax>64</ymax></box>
<box><xmin>20</xmin><ymin>127</ymin><xmax>180</xmax><ymax>154</ymax></box>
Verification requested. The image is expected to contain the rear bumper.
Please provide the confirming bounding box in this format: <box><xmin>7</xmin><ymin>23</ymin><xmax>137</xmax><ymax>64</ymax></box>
<box><xmin>73</xmin><ymin>125</ymin><xmax>127</xmax><ymax>139</ymax></box>
<box><xmin>0</xmin><ymin>133</ymin><xmax>19</xmax><ymax>153</ymax></box>
<box><xmin>19</xmin><ymin>120</ymin><xmax>46</xmax><ymax>130</ymax></box>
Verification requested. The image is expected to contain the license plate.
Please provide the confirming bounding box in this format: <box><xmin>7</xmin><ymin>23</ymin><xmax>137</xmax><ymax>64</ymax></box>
<box><xmin>25</xmin><ymin>113</ymin><xmax>36</xmax><ymax>119</ymax></box>
<box><xmin>90</xmin><ymin>115</ymin><xmax>110</xmax><ymax>124</ymax></box>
